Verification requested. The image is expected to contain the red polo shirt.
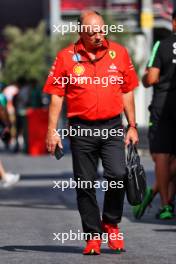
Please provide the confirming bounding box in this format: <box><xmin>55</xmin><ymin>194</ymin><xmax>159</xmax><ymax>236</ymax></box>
<box><xmin>43</xmin><ymin>39</ymin><xmax>138</xmax><ymax>120</ymax></box>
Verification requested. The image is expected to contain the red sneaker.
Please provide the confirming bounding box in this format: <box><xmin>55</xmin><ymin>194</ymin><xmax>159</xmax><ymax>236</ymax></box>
<box><xmin>83</xmin><ymin>239</ymin><xmax>101</xmax><ymax>255</ymax></box>
<box><xmin>102</xmin><ymin>222</ymin><xmax>125</xmax><ymax>251</ymax></box>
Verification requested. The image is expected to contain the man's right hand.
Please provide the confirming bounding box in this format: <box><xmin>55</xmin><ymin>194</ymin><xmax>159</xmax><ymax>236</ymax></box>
<box><xmin>46</xmin><ymin>128</ymin><xmax>63</xmax><ymax>155</ymax></box>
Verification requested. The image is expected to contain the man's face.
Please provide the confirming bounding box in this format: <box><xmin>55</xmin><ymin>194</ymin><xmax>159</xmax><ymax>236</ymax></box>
<box><xmin>79</xmin><ymin>15</ymin><xmax>105</xmax><ymax>50</ymax></box>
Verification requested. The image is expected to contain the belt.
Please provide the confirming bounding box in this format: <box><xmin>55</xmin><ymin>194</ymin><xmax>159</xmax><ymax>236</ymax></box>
<box><xmin>69</xmin><ymin>114</ymin><xmax>121</xmax><ymax>126</ymax></box>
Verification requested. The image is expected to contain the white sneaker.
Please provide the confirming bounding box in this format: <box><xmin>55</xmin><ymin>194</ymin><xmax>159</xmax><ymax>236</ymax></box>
<box><xmin>1</xmin><ymin>173</ymin><xmax>20</xmax><ymax>188</ymax></box>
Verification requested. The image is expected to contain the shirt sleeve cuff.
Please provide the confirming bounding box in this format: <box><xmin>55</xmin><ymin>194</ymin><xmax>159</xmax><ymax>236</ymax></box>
<box><xmin>43</xmin><ymin>85</ymin><xmax>65</xmax><ymax>96</ymax></box>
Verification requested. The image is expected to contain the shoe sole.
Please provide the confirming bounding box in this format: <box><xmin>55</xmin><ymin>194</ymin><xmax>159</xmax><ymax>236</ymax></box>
<box><xmin>108</xmin><ymin>243</ymin><xmax>125</xmax><ymax>253</ymax></box>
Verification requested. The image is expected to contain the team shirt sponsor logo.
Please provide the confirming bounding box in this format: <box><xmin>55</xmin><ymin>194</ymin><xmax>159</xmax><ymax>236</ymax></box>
<box><xmin>73</xmin><ymin>64</ymin><xmax>85</xmax><ymax>76</ymax></box>
<box><xmin>109</xmin><ymin>50</ymin><xmax>116</xmax><ymax>59</ymax></box>
<box><xmin>108</xmin><ymin>63</ymin><xmax>118</xmax><ymax>72</ymax></box>
<box><xmin>72</xmin><ymin>53</ymin><xmax>81</xmax><ymax>62</ymax></box>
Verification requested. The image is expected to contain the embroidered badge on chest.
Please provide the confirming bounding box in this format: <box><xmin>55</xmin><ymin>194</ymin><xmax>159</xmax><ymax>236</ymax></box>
<box><xmin>109</xmin><ymin>50</ymin><xmax>116</xmax><ymax>59</ymax></box>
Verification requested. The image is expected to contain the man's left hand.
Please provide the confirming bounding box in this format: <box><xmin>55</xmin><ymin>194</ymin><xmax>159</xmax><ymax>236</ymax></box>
<box><xmin>125</xmin><ymin>127</ymin><xmax>139</xmax><ymax>145</ymax></box>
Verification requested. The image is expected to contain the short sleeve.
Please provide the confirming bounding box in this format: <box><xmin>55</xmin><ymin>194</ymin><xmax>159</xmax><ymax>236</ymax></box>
<box><xmin>43</xmin><ymin>52</ymin><xmax>66</xmax><ymax>96</ymax></box>
<box><xmin>121</xmin><ymin>48</ymin><xmax>139</xmax><ymax>93</ymax></box>
<box><xmin>147</xmin><ymin>41</ymin><xmax>161</xmax><ymax>69</ymax></box>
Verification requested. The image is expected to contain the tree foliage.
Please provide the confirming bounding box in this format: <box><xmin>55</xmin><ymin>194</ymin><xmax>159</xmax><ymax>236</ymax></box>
<box><xmin>2</xmin><ymin>22</ymin><xmax>50</xmax><ymax>85</ymax></box>
<box><xmin>1</xmin><ymin>19</ymin><xmax>142</xmax><ymax>86</ymax></box>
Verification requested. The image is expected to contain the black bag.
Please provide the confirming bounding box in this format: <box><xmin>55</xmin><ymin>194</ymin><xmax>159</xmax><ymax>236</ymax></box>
<box><xmin>125</xmin><ymin>143</ymin><xmax>147</xmax><ymax>206</ymax></box>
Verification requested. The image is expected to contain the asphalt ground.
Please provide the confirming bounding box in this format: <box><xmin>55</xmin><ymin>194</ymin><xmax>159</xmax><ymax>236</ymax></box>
<box><xmin>0</xmin><ymin>152</ymin><xmax>175</xmax><ymax>264</ymax></box>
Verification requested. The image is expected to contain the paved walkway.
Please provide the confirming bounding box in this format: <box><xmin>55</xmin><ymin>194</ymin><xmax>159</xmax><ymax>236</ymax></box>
<box><xmin>0</xmin><ymin>152</ymin><xmax>175</xmax><ymax>264</ymax></box>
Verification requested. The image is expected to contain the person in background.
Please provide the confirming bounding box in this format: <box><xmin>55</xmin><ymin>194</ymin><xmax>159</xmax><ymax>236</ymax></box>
<box><xmin>28</xmin><ymin>78</ymin><xmax>42</xmax><ymax>108</ymax></box>
<box><xmin>0</xmin><ymin>93</ymin><xmax>20</xmax><ymax>187</ymax></box>
<box><xmin>133</xmin><ymin>11</ymin><xmax>176</xmax><ymax>220</ymax></box>
<box><xmin>12</xmin><ymin>77</ymin><xmax>30</xmax><ymax>152</ymax></box>
<box><xmin>0</xmin><ymin>82</ymin><xmax>11</xmax><ymax>150</ymax></box>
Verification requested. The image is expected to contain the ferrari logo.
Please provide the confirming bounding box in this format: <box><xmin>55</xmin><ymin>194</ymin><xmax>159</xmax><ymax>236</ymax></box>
<box><xmin>109</xmin><ymin>50</ymin><xmax>116</xmax><ymax>59</ymax></box>
<box><xmin>73</xmin><ymin>64</ymin><xmax>85</xmax><ymax>76</ymax></box>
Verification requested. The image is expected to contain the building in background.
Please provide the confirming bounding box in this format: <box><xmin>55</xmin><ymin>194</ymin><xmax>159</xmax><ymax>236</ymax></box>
<box><xmin>0</xmin><ymin>0</ymin><xmax>174</xmax><ymax>37</ymax></box>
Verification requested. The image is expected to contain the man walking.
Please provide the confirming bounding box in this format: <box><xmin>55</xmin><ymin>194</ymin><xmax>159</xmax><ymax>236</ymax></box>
<box><xmin>44</xmin><ymin>10</ymin><xmax>139</xmax><ymax>255</ymax></box>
